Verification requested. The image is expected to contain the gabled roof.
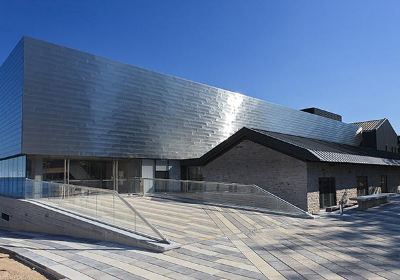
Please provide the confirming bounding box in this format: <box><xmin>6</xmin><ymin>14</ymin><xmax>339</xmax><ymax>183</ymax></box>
<box><xmin>184</xmin><ymin>127</ymin><xmax>400</xmax><ymax>166</ymax></box>
<box><xmin>352</xmin><ymin>119</ymin><xmax>386</xmax><ymax>131</ymax></box>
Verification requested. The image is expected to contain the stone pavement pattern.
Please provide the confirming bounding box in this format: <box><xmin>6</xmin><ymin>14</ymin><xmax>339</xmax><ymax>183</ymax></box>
<box><xmin>0</xmin><ymin>196</ymin><xmax>399</xmax><ymax>279</ymax></box>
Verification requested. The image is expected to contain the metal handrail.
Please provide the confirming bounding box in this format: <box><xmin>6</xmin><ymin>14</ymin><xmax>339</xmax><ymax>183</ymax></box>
<box><xmin>25</xmin><ymin>179</ymin><xmax>169</xmax><ymax>244</ymax></box>
<box><xmin>134</xmin><ymin>177</ymin><xmax>259</xmax><ymax>188</ymax></box>
<box><xmin>114</xmin><ymin>192</ymin><xmax>169</xmax><ymax>243</ymax></box>
<box><xmin>60</xmin><ymin>177</ymin><xmax>312</xmax><ymax>218</ymax></box>
<box><xmin>249</xmin><ymin>184</ymin><xmax>311</xmax><ymax>217</ymax></box>
<box><xmin>132</xmin><ymin>177</ymin><xmax>312</xmax><ymax>218</ymax></box>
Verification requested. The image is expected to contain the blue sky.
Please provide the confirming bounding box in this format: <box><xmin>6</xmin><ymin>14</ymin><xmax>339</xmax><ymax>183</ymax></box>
<box><xmin>1</xmin><ymin>0</ymin><xmax>399</xmax><ymax>132</ymax></box>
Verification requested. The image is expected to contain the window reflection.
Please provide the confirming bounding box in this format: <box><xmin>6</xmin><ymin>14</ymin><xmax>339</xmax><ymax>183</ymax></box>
<box><xmin>0</xmin><ymin>155</ymin><xmax>26</xmax><ymax>198</ymax></box>
<box><xmin>69</xmin><ymin>160</ymin><xmax>113</xmax><ymax>189</ymax></box>
<box><xmin>43</xmin><ymin>159</ymin><xmax>64</xmax><ymax>182</ymax></box>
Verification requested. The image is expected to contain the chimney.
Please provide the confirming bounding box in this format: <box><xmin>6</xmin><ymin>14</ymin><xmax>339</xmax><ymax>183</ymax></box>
<box><xmin>301</xmin><ymin>107</ymin><xmax>342</xmax><ymax>122</ymax></box>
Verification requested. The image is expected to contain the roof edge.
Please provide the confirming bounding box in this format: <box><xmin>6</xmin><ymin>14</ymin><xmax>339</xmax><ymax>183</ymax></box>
<box><xmin>182</xmin><ymin>127</ymin><xmax>320</xmax><ymax>166</ymax></box>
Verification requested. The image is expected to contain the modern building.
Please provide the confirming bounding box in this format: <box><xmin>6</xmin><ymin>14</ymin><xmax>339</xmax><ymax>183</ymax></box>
<box><xmin>1</xmin><ymin>37</ymin><xmax>399</xmax><ymax>213</ymax></box>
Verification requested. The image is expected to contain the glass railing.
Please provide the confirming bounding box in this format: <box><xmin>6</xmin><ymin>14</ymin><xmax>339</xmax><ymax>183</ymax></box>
<box><xmin>69</xmin><ymin>179</ymin><xmax>114</xmax><ymax>190</ymax></box>
<box><xmin>113</xmin><ymin>177</ymin><xmax>311</xmax><ymax>218</ymax></box>
<box><xmin>23</xmin><ymin>179</ymin><xmax>169</xmax><ymax>243</ymax></box>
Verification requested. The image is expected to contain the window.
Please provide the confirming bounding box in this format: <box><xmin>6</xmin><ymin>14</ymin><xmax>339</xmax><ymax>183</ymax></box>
<box><xmin>0</xmin><ymin>156</ymin><xmax>27</xmax><ymax>198</ymax></box>
<box><xmin>69</xmin><ymin>160</ymin><xmax>113</xmax><ymax>189</ymax></box>
<box><xmin>319</xmin><ymin>177</ymin><xmax>336</xmax><ymax>209</ymax></box>
<box><xmin>1</xmin><ymin>213</ymin><xmax>9</xmax><ymax>221</ymax></box>
<box><xmin>187</xmin><ymin>166</ymin><xmax>203</xmax><ymax>181</ymax></box>
<box><xmin>42</xmin><ymin>159</ymin><xmax>65</xmax><ymax>182</ymax></box>
<box><xmin>356</xmin><ymin>176</ymin><xmax>368</xmax><ymax>196</ymax></box>
<box><xmin>155</xmin><ymin>171</ymin><xmax>169</xmax><ymax>179</ymax></box>
<box><xmin>380</xmin><ymin>175</ymin><xmax>388</xmax><ymax>193</ymax></box>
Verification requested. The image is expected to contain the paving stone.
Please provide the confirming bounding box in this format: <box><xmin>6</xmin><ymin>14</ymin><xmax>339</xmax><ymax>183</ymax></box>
<box><xmin>0</xmin><ymin>197</ymin><xmax>399</xmax><ymax>279</ymax></box>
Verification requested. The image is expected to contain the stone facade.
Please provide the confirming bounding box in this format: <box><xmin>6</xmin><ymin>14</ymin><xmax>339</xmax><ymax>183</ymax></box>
<box><xmin>200</xmin><ymin>140</ymin><xmax>400</xmax><ymax>214</ymax></box>
<box><xmin>307</xmin><ymin>162</ymin><xmax>400</xmax><ymax>213</ymax></box>
<box><xmin>306</xmin><ymin>191</ymin><xmax>320</xmax><ymax>214</ymax></box>
<box><xmin>201</xmin><ymin>140</ymin><xmax>308</xmax><ymax>210</ymax></box>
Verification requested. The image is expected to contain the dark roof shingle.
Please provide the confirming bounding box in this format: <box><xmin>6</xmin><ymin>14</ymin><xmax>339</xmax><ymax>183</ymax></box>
<box><xmin>352</xmin><ymin>119</ymin><xmax>386</xmax><ymax>131</ymax></box>
<box><xmin>252</xmin><ymin>128</ymin><xmax>400</xmax><ymax>166</ymax></box>
<box><xmin>186</xmin><ymin>127</ymin><xmax>400</xmax><ymax>166</ymax></box>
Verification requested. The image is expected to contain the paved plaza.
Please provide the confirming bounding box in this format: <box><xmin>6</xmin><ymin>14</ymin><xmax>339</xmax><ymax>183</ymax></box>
<box><xmin>0</xmin><ymin>196</ymin><xmax>399</xmax><ymax>280</ymax></box>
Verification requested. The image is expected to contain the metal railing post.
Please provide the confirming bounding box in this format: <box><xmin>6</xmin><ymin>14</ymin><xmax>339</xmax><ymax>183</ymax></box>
<box><xmin>114</xmin><ymin>191</ymin><xmax>169</xmax><ymax>243</ymax></box>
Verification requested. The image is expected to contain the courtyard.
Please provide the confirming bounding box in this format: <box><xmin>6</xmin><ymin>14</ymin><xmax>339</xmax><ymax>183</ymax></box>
<box><xmin>0</xmin><ymin>196</ymin><xmax>399</xmax><ymax>279</ymax></box>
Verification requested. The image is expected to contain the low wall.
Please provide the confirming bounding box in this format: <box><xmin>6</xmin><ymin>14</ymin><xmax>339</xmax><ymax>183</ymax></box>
<box><xmin>0</xmin><ymin>196</ymin><xmax>174</xmax><ymax>252</ymax></box>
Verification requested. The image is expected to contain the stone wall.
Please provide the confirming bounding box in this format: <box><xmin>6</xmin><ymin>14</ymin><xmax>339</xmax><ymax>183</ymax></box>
<box><xmin>306</xmin><ymin>191</ymin><xmax>320</xmax><ymax>214</ymax></box>
<box><xmin>307</xmin><ymin>162</ymin><xmax>400</xmax><ymax>213</ymax></box>
<box><xmin>199</xmin><ymin>139</ymin><xmax>400</xmax><ymax>214</ymax></box>
<box><xmin>201</xmin><ymin>140</ymin><xmax>308</xmax><ymax>210</ymax></box>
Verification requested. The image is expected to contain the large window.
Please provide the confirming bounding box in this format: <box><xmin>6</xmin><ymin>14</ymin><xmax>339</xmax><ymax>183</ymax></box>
<box><xmin>186</xmin><ymin>166</ymin><xmax>203</xmax><ymax>181</ymax></box>
<box><xmin>0</xmin><ymin>156</ymin><xmax>27</xmax><ymax>198</ymax></box>
<box><xmin>319</xmin><ymin>177</ymin><xmax>337</xmax><ymax>209</ymax></box>
<box><xmin>43</xmin><ymin>159</ymin><xmax>65</xmax><ymax>182</ymax></box>
<box><xmin>117</xmin><ymin>159</ymin><xmax>141</xmax><ymax>193</ymax></box>
<box><xmin>69</xmin><ymin>160</ymin><xmax>113</xmax><ymax>189</ymax></box>
<box><xmin>356</xmin><ymin>176</ymin><xmax>368</xmax><ymax>196</ymax></box>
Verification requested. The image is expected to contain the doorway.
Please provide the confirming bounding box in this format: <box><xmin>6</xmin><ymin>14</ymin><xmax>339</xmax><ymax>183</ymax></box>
<box><xmin>356</xmin><ymin>176</ymin><xmax>368</xmax><ymax>196</ymax></box>
<box><xmin>319</xmin><ymin>177</ymin><xmax>337</xmax><ymax>209</ymax></box>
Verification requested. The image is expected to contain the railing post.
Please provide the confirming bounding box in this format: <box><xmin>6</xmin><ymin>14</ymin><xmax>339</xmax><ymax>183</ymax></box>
<box><xmin>140</xmin><ymin>178</ymin><xmax>144</xmax><ymax>196</ymax></box>
<box><xmin>114</xmin><ymin>191</ymin><xmax>169</xmax><ymax>243</ymax></box>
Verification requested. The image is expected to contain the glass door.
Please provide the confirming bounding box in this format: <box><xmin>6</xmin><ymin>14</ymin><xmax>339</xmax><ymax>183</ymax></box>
<box><xmin>319</xmin><ymin>177</ymin><xmax>337</xmax><ymax>209</ymax></box>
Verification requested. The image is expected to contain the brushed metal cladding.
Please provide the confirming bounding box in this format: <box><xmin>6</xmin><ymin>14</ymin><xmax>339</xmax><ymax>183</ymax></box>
<box><xmin>0</xmin><ymin>40</ymin><xmax>24</xmax><ymax>159</ymax></box>
<box><xmin>21</xmin><ymin>37</ymin><xmax>361</xmax><ymax>159</ymax></box>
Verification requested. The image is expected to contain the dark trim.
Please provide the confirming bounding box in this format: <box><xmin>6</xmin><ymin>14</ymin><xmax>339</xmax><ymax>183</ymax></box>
<box><xmin>182</xmin><ymin>127</ymin><xmax>400</xmax><ymax>167</ymax></box>
<box><xmin>182</xmin><ymin>127</ymin><xmax>320</xmax><ymax>166</ymax></box>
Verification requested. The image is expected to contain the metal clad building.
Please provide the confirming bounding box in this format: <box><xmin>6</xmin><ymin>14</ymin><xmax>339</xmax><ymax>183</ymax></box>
<box><xmin>0</xmin><ymin>40</ymin><xmax>24</xmax><ymax>159</ymax></box>
<box><xmin>12</xmin><ymin>37</ymin><xmax>360</xmax><ymax>160</ymax></box>
<box><xmin>1</xmin><ymin>37</ymin><xmax>400</xmax><ymax>212</ymax></box>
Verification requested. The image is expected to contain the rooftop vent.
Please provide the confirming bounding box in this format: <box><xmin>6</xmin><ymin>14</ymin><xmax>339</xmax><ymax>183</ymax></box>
<box><xmin>301</xmin><ymin>107</ymin><xmax>342</xmax><ymax>122</ymax></box>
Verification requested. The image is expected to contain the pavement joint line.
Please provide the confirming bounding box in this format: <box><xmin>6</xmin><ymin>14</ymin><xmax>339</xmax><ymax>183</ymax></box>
<box><xmin>78</xmin><ymin>250</ymin><xmax>174</xmax><ymax>280</ymax></box>
<box><xmin>293</xmin><ymin>227</ymin><xmax>399</xmax><ymax>269</ymax></box>
<box><xmin>132</xmin><ymin>249</ymin><xmax>222</xmax><ymax>276</ymax></box>
<box><xmin>259</xmin><ymin>221</ymin><xmax>393</xmax><ymax>279</ymax></box>
<box><xmin>182</xmin><ymin>244</ymin><xmax>219</xmax><ymax>256</ymax></box>
<box><xmin>208</xmin><ymin>209</ymin><xmax>286</xmax><ymax>279</ymax></box>
<box><xmin>0</xmin><ymin>196</ymin><xmax>399</xmax><ymax>279</ymax></box>
<box><xmin>255</xmin><ymin>231</ymin><xmax>359</xmax><ymax>273</ymax></box>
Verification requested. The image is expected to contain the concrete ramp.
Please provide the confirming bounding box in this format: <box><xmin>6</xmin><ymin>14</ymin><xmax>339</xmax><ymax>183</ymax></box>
<box><xmin>0</xmin><ymin>196</ymin><xmax>176</xmax><ymax>252</ymax></box>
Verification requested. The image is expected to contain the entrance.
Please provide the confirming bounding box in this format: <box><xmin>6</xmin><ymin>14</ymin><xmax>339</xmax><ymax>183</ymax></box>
<box><xmin>319</xmin><ymin>177</ymin><xmax>336</xmax><ymax>209</ymax></box>
<box><xmin>356</xmin><ymin>176</ymin><xmax>368</xmax><ymax>196</ymax></box>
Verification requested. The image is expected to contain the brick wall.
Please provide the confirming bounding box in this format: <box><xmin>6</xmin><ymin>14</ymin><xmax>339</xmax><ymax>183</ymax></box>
<box><xmin>199</xmin><ymin>139</ymin><xmax>400</xmax><ymax>214</ymax></box>
<box><xmin>307</xmin><ymin>162</ymin><xmax>400</xmax><ymax>213</ymax></box>
<box><xmin>201</xmin><ymin>140</ymin><xmax>308</xmax><ymax>210</ymax></box>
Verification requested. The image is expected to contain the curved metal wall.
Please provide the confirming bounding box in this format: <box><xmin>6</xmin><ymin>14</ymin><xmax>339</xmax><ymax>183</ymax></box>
<box><xmin>21</xmin><ymin>37</ymin><xmax>361</xmax><ymax>159</ymax></box>
<box><xmin>0</xmin><ymin>40</ymin><xmax>23</xmax><ymax>159</ymax></box>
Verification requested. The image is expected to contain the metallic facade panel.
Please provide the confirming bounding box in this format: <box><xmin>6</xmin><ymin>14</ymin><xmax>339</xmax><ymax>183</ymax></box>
<box><xmin>21</xmin><ymin>37</ymin><xmax>361</xmax><ymax>159</ymax></box>
<box><xmin>0</xmin><ymin>40</ymin><xmax>23</xmax><ymax>159</ymax></box>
